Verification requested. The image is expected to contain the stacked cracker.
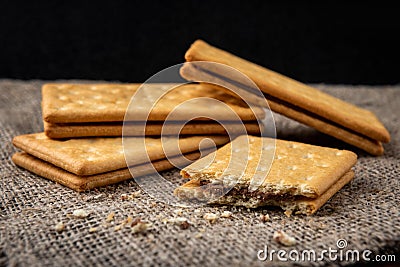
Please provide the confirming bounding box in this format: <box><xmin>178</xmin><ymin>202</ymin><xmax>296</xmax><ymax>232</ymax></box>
<box><xmin>181</xmin><ymin>40</ymin><xmax>390</xmax><ymax>155</ymax></box>
<box><xmin>175</xmin><ymin>135</ymin><xmax>357</xmax><ymax>215</ymax></box>
<box><xmin>12</xmin><ymin>133</ymin><xmax>228</xmax><ymax>191</ymax></box>
<box><xmin>12</xmin><ymin>83</ymin><xmax>262</xmax><ymax>191</ymax></box>
<box><xmin>41</xmin><ymin>83</ymin><xmax>264</xmax><ymax>138</ymax></box>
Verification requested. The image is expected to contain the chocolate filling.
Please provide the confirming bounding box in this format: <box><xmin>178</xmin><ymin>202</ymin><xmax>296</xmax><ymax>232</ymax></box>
<box><xmin>198</xmin><ymin>180</ymin><xmax>301</xmax><ymax>203</ymax></box>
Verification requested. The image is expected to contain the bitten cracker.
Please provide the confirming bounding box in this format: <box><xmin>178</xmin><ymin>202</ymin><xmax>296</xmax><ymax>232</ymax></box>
<box><xmin>44</xmin><ymin>121</ymin><xmax>262</xmax><ymax>138</ymax></box>
<box><xmin>42</xmin><ymin>83</ymin><xmax>265</xmax><ymax>123</ymax></box>
<box><xmin>12</xmin><ymin>151</ymin><xmax>204</xmax><ymax>192</ymax></box>
<box><xmin>174</xmin><ymin>135</ymin><xmax>357</xmax><ymax>215</ymax></box>
<box><xmin>12</xmin><ymin>133</ymin><xmax>229</xmax><ymax>175</ymax></box>
<box><xmin>182</xmin><ymin>40</ymin><xmax>390</xmax><ymax>154</ymax></box>
<box><xmin>177</xmin><ymin>171</ymin><xmax>354</xmax><ymax>215</ymax></box>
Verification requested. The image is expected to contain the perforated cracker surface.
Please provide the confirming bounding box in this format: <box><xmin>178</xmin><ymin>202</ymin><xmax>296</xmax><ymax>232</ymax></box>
<box><xmin>182</xmin><ymin>135</ymin><xmax>357</xmax><ymax>197</ymax></box>
<box><xmin>185</xmin><ymin>40</ymin><xmax>390</xmax><ymax>143</ymax></box>
<box><xmin>42</xmin><ymin>83</ymin><xmax>265</xmax><ymax>123</ymax></box>
<box><xmin>12</xmin><ymin>133</ymin><xmax>229</xmax><ymax>175</ymax></box>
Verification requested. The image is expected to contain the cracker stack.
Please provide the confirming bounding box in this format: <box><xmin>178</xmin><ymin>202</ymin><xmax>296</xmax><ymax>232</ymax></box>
<box><xmin>12</xmin><ymin>83</ymin><xmax>263</xmax><ymax>191</ymax></box>
<box><xmin>12</xmin><ymin>133</ymin><xmax>228</xmax><ymax>191</ymax></box>
<box><xmin>181</xmin><ymin>40</ymin><xmax>391</xmax><ymax>155</ymax></box>
<box><xmin>41</xmin><ymin>83</ymin><xmax>264</xmax><ymax>138</ymax></box>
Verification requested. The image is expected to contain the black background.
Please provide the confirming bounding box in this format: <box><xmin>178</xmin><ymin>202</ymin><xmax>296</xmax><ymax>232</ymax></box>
<box><xmin>1</xmin><ymin>1</ymin><xmax>399</xmax><ymax>84</ymax></box>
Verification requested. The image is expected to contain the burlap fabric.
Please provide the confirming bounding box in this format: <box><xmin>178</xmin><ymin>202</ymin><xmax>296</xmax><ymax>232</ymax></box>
<box><xmin>0</xmin><ymin>80</ymin><xmax>399</xmax><ymax>267</ymax></box>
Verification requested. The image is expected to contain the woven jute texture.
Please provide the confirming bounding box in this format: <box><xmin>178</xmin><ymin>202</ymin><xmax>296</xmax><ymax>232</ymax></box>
<box><xmin>1</xmin><ymin>80</ymin><xmax>399</xmax><ymax>267</ymax></box>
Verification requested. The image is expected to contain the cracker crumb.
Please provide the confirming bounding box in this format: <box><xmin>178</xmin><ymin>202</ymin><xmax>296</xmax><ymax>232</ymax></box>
<box><xmin>204</xmin><ymin>213</ymin><xmax>218</xmax><ymax>223</ymax></box>
<box><xmin>195</xmin><ymin>233</ymin><xmax>203</xmax><ymax>238</ymax></box>
<box><xmin>180</xmin><ymin>221</ymin><xmax>191</xmax><ymax>230</ymax></box>
<box><xmin>260</xmin><ymin>214</ymin><xmax>270</xmax><ymax>222</ymax></box>
<box><xmin>93</xmin><ymin>194</ymin><xmax>103</xmax><ymax>200</ymax></box>
<box><xmin>170</xmin><ymin>217</ymin><xmax>191</xmax><ymax>229</ymax></box>
<box><xmin>131</xmin><ymin>190</ymin><xmax>141</xmax><ymax>198</ymax></box>
<box><xmin>125</xmin><ymin>216</ymin><xmax>133</xmax><ymax>225</ymax></box>
<box><xmin>132</xmin><ymin>222</ymin><xmax>152</xmax><ymax>234</ymax></box>
<box><xmin>284</xmin><ymin>210</ymin><xmax>293</xmax><ymax>217</ymax></box>
<box><xmin>171</xmin><ymin>217</ymin><xmax>187</xmax><ymax>223</ymax></box>
<box><xmin>174</xmin><ymin>209</ymin><xmax>183</xmax><ymax>216</ymax></box>
<box><xmin>273</xmin><ymin>230</ymin><xmax>296</xmax><ymax>246</ymax></box>
<box><xmin>114</xmin><ymin>216</ymin><xmax>134</xmax><ymax>230</ymax></box>
<box><xmin>121</xmin><ymin>191</ymin><xmax>141</xmax><ymax>201</ymax></box>
<box><xmin>164</xmin><ymin>216</ymin><xmax>191</xmax><ymax>229</ymax></box>
<box><xmin>72</xmin><ymin>209</ymin><xmax>90</xmax><ymax>218</ymax></box>
<box><xmin>106</xmin><ymin>212</ymin><xmax>115</xmax><ymax>222</ymax></box>
<box><xmin>55</xmin><ymin>222</ymin><xmax>65</xmax><ymax>232</ymax></box>
<box><xmin>114</xmin><ymin>225</ymin><xmax>123</xmax><ymax>232</ymax></box>
<box><xmin>118</xmin><ymin>216</ymin><xmax>133</xmax><ymax>225</ymax></box>
<box><xmin>89</xmin><ymin>227</ymin><xmax>97</xmax><ymax>233</ymax></box>
<box><xmin>130</xmin><ymin>217</ymin><xmax>141</xmax><ymax>227</ymax></box>
<box><xmin>220</xmin><ymin>211</ymin><xmax>232</xmax><ymax>218</ymax></box>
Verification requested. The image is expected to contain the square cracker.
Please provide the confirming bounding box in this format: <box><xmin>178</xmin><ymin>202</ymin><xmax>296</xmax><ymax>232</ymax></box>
<box><xmin>43</xmin><ymin>121</ymin><xmax>262</xmax><ymax>139</ymax></box>
<box><xmin>12</xmin><ymin>151</ymin><xmax>204</xmax><ymax>192</ymax></box>
<box><xmin>12</xmin><ymin>133</ymin><xmax>229</xmax><ymax>176</ymax></box>
<box><xmin>179</xmin><ymin>135</ymin><xmax>357</xmax><ymax>198</ymax></box>
<box><xmin>183</xmin><ymin>40</ymin><xmax>390</xmax><ymax>144</ymax></box>
<box><xmin>42</xmin><ymin>83</ymin><xmax>265</xmax><ymax>123</ymax></box>
<box><xmin>180</xmin><ymin>64</ymin><xmax>384</xmax><ymax>155</ymax></box>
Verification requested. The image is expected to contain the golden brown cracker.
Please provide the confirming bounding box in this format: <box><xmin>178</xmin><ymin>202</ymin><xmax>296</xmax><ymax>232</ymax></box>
<box><xmin>12</xmin><ymin>132</ymin><xmax>229</xmax><ymax>175</ymax></box>
<box><xmin>183</xmin><ymin>40</ymin><xmax>390</xmax><ymax>143</ymax></box>
<box><xmin>42</xmin><ymin>83</ymin><xmax>265</xmax><ymax>123</ymax></box>
<box><xmin>291</xmin><ymin>170</ymin><xmax>355</xmax><ymax>215</ymax></box>
<box><xmin>266</xmin><ymin>99</ymin><xmax>384</xmax><ymax>155</ymax></box>
<box><xmin>180</xmin><ymin>63</ymin><xmax>384</xmax><ymax>155</ymax></box>
<box><xmin>180</xmin><ymin>135</ymin><xmax>357</xmax><ymax>198</ymax></box>
<box><xmin>12</xmin><ymin>151</ymin><xmax>203</xmax><ymax>192</ymax></box>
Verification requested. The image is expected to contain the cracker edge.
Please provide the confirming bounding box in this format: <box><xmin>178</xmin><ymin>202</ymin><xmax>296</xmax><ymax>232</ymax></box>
<box><xmin>12</xmin><ymin>133</ymin><xmax>229</xmax><ymax>175</ymax></box>
<box><xmin>12</xmin><ymin>151</ymin><xmax>203</xmax><ymax>192</ymax></box>
<box><xmin>42</xmin><ymin>83</ymin><xmax>264</xmax><ymax>123</ymax></box>
<box><xmin>174</xmin><ymin>171</ymin><xmax>355</xmax><ymax>215</ymax></box>
<box><xmin>44</xmin><ymin>121</ymin><xmax>261</xmax><ymax>139</ymax></box>
<box><xmin>180</xmin><ymin>63</ymin><xmax>384</xmax><ymax>156</ymax></box>
<box><xmin>184</xmin><ymin>40</ymin><xmax>390</xmax><ymax>143</ymax></box>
